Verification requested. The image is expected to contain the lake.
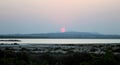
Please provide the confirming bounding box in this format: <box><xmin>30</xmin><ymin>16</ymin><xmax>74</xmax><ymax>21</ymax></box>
<box><xmin>0</xmin><ymin>39</ymin><xmax>120</xmax><ymax>44</ymax></box>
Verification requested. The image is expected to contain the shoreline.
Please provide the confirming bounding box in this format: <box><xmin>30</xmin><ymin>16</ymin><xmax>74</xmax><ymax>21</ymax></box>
<box><xmin>0</xmin><ymin>43</ymin><xmax>120</xmax><ymax>54</ymax></box>
<box><xmin>1</xmin><ymin>43</ymin><xmax>120</xmax><ymax>65</ymax></box>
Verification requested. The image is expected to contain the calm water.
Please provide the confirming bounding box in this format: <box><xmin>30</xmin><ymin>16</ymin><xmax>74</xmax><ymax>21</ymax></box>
<box><xmin>0</xmin><ymin>39</ymin><xmax>120</xmax><ymax>44</ymax></box>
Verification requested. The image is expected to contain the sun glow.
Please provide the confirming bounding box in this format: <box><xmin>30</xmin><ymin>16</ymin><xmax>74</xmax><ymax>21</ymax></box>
<box><xmin>61</xmin><ymin>27</ymin><xmax>66</xmax><ymax>33</ymax></box>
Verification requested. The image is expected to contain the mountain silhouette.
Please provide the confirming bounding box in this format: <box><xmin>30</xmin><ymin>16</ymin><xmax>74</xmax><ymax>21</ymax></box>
<box><xmin>0</xmin><ymin>32</ymin><xmax>120</xmax><ymax>39</ymax></box>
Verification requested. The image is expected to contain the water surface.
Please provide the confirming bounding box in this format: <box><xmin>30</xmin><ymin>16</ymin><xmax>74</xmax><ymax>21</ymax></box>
<box><xmin>0</xmin><ymin>39</ymin><xmax>120</xmax><ymax>44</ymax></box>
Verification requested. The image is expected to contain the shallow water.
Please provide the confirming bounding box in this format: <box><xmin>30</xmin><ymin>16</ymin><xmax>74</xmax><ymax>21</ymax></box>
<box><xmin>0</xmin><ymin>39</ymin><xmax>120</xmax><ymax>44</ymax></box>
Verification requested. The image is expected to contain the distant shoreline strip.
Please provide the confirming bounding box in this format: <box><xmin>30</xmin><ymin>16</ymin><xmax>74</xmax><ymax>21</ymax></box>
<box><xmin>0</xmin><ymin>40</ymin><xmax>21</xmax><ymax>42</ymax></box>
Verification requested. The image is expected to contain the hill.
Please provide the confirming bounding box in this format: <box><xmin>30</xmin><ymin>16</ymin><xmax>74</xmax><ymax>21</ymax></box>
<box><xmin>0</xmin><ymin>32</ymin><xmax>120</xmax><ymax>39</ymax></box>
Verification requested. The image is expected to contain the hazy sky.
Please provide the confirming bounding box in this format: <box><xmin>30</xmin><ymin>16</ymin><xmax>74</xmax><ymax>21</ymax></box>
<box><xmin>0</xmin><ymin>0</ymin><xmax>120</xmax><ymax>34</ymax></box>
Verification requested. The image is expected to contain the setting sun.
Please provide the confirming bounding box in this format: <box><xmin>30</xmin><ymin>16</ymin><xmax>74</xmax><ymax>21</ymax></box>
<box><xmin>61</xmin><ymin>27</ymin><xmax>66</xmax><ymax>32</ymax></box>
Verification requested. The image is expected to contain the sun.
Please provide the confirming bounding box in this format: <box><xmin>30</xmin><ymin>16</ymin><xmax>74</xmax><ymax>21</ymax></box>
<box><xmin>61</xmin><ymin>27</ymin><xmax>66</xmax><ymax>32</ymax></box>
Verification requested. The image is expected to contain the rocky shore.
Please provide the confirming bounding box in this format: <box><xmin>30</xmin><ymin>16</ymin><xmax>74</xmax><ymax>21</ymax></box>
<box><xmin>1</xmin><ymin>43</ymin><xmax>120</xmax><ymax>65</ymax></box>
<box><xmin>0</xmin><ymin>43</ymin><xmax>120</xmax><ymax>54</ymax></box>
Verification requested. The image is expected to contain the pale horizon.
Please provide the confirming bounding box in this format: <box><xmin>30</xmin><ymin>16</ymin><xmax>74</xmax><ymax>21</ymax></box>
<box><xmin>0</xmin><ymin>0</ymin><xmax>120</xmax><ymax>34</ymax></box>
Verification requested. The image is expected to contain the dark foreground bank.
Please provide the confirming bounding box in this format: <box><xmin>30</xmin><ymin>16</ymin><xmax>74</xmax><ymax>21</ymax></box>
<box><xmin>0</xmin><ymin>44</ymin><xmax>120</xmax><ymax>65</ymax></box>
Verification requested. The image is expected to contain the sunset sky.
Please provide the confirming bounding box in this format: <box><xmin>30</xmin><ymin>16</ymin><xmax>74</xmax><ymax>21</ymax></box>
<box><xmin>0</xmin><ymin>0</ymin><xmax>120</xmax><ymax>34</ymax></box>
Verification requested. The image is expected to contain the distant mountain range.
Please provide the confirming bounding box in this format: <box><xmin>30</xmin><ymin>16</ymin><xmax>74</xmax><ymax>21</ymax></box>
<box><xmin>0</xmin><ymin>32</ymin><xmax>120</xmax><ymax>39</ymax></box>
